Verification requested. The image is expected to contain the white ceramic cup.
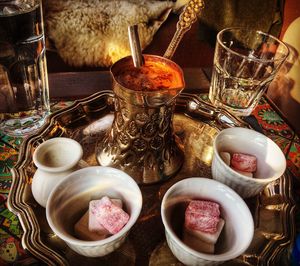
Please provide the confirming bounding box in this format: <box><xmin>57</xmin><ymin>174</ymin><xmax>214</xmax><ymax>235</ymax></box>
<box><xmin>46</xmin><ymin>166</ymin><xmax>143</xmax><ymax>257</ymax></box>
<box><xmin>161</xmin><ymin>177</ymin><xmax>254</xmax><ymax>266</ymax></box>
<box><xmin>212</xmin><ymin>127</ymin><xmax>286</xmax><ymax>198</ymax></box>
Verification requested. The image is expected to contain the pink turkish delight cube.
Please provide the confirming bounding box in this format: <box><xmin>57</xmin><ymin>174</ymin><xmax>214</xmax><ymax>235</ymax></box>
<box><xmin>74</xmin><ymin>198</ymin><xmax>123</xmax><ymax>241</ymax></box>
<box><xmin>185</xmin><ymin>200</ymin><xmax>220</xmax><ymax>234</ymax></box>
<box><xmin>186</xmin><ymin>200</ymin><xmax>220</xmax><ymax>217</ymax></box>
<box><xmin>90</xmin><ymin>196</ymin><xmax>129</xmax><ymax>235</ymax></box>
<box><xmin>231</xmin><ymin>153</ymin><xmax>257</xmax><ymax>173</ymax></box>
<box><xmin>89</xmin><ymin>198</ymin><xmax>122</xmax><ymax>233</ymax></box>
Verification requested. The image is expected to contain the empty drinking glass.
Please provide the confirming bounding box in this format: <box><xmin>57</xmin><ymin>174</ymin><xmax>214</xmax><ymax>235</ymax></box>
<box><xmin>209</xmin><ymin>27</ymin><xmax>289</xmax><ymax>116</ymax></box>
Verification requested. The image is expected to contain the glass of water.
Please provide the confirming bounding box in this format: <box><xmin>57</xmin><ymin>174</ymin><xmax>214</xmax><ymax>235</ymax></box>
<box><xmin>0</xmin><ymin>0</ymin><xmax>50</xmax><ymax>137</ymax></box>
<box><xmin>209</xmin><ymin>27</ymin><xmax>289</xmax><ymax>116</ymax></box>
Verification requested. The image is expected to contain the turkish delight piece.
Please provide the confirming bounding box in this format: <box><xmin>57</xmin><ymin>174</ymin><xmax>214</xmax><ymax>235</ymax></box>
<box><xmin>232</xmin><ymin>167</ymin><xmax>253</xmax><ymax>178</ymax></box>
<box><xmin>231</xmin><ymin>153</ymin><xmax>257</xmax><ymax>172</ymax></box>
<box><xmin>183</xmin><ymin>228</ymin><xmax>214</xmax><ymax>254</ymax></box>
<box><xmin>187</xmin><ymin>200</ymin><xmax>220</xmax><ymax>217</ymax></box>
<box><xmin>74</xmin><ymin>198</ymin><xmax>123</xmax><ymax>241</ymax></box>
<box><xmin>220</xmin><ymin>152</ymin><xmax>231</xmax><ymax>166</ymax></box>
<box><xmin>185</xmin><ymin>200</ymin><xmax>220</xmax><ymax>234</ymax></box>
<box><xmin>185</xmin><ymin>218</ymin><xmax>225</xmax><ymax>244</ymax></box>
<box><xmin>89</xmin><ymin>198</ymin><xmax>122</xmax><ymax>233</ymax></box>
<box><xmin>90</xmin><ymin>196</ymin><xmax>129</xmax><ymax>235</ymax></box>
<box><xmin>185</xmin><ymin>213</ymin><xmax>219</xmax><ymax>234</ymax></box>
<box><xmin>74</xmin><ymin>211</ymin><xmax>107</xmax><ymax>241</ymax></box>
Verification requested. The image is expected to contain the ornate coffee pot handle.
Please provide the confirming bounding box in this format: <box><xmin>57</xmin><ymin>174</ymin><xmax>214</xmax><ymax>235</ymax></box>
<box><xmin>164</xmin><ymin>0</ymin><xmax>205</xmax><ymax>59</ymax></box>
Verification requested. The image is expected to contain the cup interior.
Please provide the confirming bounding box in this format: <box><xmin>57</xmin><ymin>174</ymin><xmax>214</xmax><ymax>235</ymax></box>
<box><xmin>33</xmin><ymin>138</ymin><xmax>83</xmax><ymax>170</ymax></box>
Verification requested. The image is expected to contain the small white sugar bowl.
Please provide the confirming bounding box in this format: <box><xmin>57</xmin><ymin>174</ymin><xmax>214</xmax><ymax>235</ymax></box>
<box><xmin>32</xmin><ymin>137</ymin><xmax>83</xmax><ymax>207</ymax></box>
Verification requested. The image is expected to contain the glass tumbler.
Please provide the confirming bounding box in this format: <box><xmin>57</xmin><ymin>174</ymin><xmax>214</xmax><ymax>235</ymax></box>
<box><xmin>0</xmin><ymin>0</ymin><xmax>50</xmax><ymax>136</ymax></box>
<box><xmin>209</xmin><ymin>27</ymin><xmax>289</xmax><ymax>116</ymax></box>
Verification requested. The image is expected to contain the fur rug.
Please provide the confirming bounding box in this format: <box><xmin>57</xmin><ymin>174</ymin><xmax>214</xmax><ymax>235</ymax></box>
<box><xmin>44</xmin><ymin>0</ymin><xmax>176</xmax><ymax>67</ymax></box>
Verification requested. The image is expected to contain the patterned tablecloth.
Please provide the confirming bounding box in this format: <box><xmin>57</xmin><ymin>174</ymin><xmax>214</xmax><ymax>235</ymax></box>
<box><xmin>0</xmin><ymin>97</ymin><xmax>299</xmax><ymax>265</ymax></box>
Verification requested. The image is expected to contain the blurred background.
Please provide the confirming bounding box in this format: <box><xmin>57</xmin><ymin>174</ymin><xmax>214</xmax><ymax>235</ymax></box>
<box><xmin>45</xmin><ymin>0</ymin><xmax>300</xmax><ymax>135</ymax></box>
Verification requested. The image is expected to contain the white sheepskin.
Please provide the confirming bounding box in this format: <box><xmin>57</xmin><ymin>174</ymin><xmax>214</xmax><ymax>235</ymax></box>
<box><xmin>44</xmin><ymin>0</ymin><xmax>175</xmax><ymax>67</ymax></box>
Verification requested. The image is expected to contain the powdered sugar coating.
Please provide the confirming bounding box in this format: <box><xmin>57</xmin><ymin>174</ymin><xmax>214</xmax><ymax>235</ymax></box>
<box><xmin>185</xmin><ymin>200</ymin><xmax>220</xmax><ymax>233</ymax></box>
<box><xmin>231</xmin><ymin>153</ymin><xmax>257</xmax><ymax>172</ymax></box>
<box><xmin>90</xmin><ymin>196</ymin><xmax>129</xmax><ymax>235</ymax></box>
<box><xmin>89</xmin><ymin>198</ymin><xmax>122</xmax><ymax>233</ymax></box>
<box><xmin>186</xmin><ymin>200</ymin><xmax>220</xmax><ymax>217</ymax></box>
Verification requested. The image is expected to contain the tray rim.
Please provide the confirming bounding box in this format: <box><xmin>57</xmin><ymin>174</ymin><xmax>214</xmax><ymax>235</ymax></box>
<box><xmin>7</xmin><ymin>90</ymin><xmax>297</xmax><ymax>265</ymax></box>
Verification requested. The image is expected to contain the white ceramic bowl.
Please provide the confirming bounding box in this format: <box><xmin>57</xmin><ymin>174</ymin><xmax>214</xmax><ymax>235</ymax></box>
<box><xmin>212</xmin><ymin>127</ymin><xmax>286</xmax><ymax>198</ymax></box>
<box><xmin>46</xmin><ymin>166</ymin><xmax>142</xmax><ymax>257</ymax></box>
<box><xmin>161</xmin><ymin>177</ymin><xmax>254</xmax><ymax>266</ymax></box>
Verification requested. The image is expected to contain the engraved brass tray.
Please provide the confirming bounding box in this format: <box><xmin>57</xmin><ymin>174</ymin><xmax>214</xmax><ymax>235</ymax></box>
<box><xmin>7</xmin><ymin>91</ymin><xmax>296</xmax><ymax>265</ymax></box>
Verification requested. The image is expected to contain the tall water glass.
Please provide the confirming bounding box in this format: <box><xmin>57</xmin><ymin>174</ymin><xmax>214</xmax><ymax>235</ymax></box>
<box><xmin>0</xmin><ymin>0</ymin><xmax>50</xmax><ymax>136</ymax></box>
<box><xmin>209</xmin><ymin>27</ymin><xmax>289</xmax><ymax>116</ymax></box>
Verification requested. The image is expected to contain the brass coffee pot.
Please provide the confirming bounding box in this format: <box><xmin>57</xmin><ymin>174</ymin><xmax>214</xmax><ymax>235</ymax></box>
<box><xmin>96</xmin><ymin>55</ymin><xmax>185</xmax><ymax>184</ymax></box>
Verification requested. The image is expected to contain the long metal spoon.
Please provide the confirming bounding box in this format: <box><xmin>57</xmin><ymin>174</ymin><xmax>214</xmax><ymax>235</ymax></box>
<box><xmin>164</xmin><ymin>0</ymin><xmax>205</xmax><ymax>59</ymax></box>
<box><xmin>128</xmin><ymin>24</ymin><xmax>144</xmax><ymax>68</ymax></box>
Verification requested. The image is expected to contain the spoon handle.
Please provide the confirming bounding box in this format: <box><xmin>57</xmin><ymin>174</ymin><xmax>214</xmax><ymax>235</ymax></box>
<box><xmin>128</xmin><ymin>25</ymin><xmax>144</xmax><ymax>68</ymax></box>
<box><xmin>164</xmin><ymin>0</ymin><xmax>205</xmax><ymax>59</ymax></box>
